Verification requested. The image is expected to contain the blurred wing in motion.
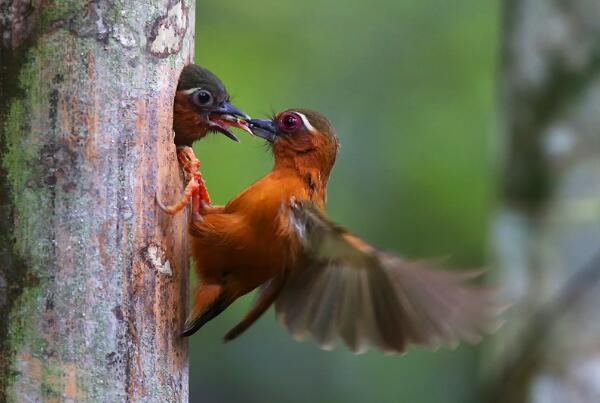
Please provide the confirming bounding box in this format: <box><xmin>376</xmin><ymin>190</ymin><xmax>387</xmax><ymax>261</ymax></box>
<box><xmin>275</xmin><ymin>200</ymin><xmax>502</xmax><ymax>354</ymax></box>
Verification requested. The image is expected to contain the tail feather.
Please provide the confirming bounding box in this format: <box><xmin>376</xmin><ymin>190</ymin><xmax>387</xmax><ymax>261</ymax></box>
<box><xmin>181</xmin><ymin>284</ymin><xmax>229</xmax><ymax>337</ymax></box>
<box><xmin>224</xmin><ymin>272</ymin><xmax>288</xmax><ymax>342</ymax></box>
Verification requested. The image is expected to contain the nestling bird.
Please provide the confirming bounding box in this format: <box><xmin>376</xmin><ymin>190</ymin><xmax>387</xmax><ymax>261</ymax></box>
<box><xmin>174</xmin><ymin>64</ymin><xmax>250</xmax><ymax>146</ymax></box>
<box><xmin>172</xmin><ymin>109</ymin><xmax>500</xmax><ymax>354</ymax></box>
<box><xmin>159</xmin><ymin>64</ymin><xmax>251</xmax><ymax>212</ymax></box>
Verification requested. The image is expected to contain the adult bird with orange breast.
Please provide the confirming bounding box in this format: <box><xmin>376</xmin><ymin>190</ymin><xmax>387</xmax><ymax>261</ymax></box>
<box><xmin>178</xmin><ymin>109</ymin><xmax>500</xmax><ymax>354</ymax></box>
<box><xmin>159</xmin><ymin>64</ymin><xmax>252</xmax><ymax>213</ymax></box>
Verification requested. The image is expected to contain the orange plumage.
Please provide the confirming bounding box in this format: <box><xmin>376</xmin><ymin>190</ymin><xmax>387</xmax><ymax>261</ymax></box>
<box><xmin>171</xmin><ymin>108</ymin><xmax>501</xmax><ymax>354</ymax></box>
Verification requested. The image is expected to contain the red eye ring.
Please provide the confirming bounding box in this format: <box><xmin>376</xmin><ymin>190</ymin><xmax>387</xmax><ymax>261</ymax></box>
<box><xmin>278</xmin><ymin>112</ymin><xmax>302</xmax><ymax>133</ymax></box>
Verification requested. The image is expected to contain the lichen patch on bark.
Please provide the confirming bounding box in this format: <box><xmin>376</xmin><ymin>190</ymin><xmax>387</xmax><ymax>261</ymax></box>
<box><xmin>144</xmin><ymin>243</ymin><xmax>173</xmax><ymax>276</ymax></box>
<box><xmin>13</xmin><ymin>353</ymin><xmax>86</xmax><ymax>401</ymax></box>
<box><xmin>147</xmin><ymin>1</ymin><xmax>188</xmax><ymax>58</ymax></box>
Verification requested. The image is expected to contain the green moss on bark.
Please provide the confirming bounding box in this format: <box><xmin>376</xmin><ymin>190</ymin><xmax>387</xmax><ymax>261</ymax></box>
<box><xmin>1</xmin><ymin>47</ymin><xmax>56</xmax><ymax>399</ymax></box>
<box><xmin>1</xmin><ymin>0</ymin><xmax>193</xmax><ymax>400</ymax></box>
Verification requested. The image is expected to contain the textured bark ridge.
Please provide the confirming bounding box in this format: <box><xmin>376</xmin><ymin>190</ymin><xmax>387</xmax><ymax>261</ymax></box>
<box><xmin>489</xmin><ymin>1</ymin><xmax>600</xmax><ymax>402</ymax></box>
<box><xmin>0</xmin><ymin>1</ymin><xmax>194</xmax><ymax>401</ymax></box>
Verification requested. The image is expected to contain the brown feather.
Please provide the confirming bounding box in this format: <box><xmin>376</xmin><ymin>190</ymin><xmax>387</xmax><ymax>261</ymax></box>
<box><xmin>173</xmin><ymin>91</ymin><xmax>210</xmax><ymax>146</ymax></box>
<box><xmin>223</xmin><ymin>272</ymin><xmax>289</xmax><ymax>342</ymax></box>
<box><xmin>274</xmin><ymin>201</ymin><xmax>501</xmax><ymax>354</ymax></box>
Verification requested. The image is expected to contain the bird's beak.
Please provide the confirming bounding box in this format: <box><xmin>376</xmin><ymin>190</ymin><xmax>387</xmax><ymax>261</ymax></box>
<box><xmin>246</xmin><ymin>118</ymin><xmax>277</xmax><ymax>143</ymax></box>
<box><xmin>208</xmin><ymin>100</ymin><xmax>253</xmax><ymax>142</ymax></box>
<box><xmin>214</xmin><ymin>102</ymin><xmax>250</xmax><ymax>120</ymax></box>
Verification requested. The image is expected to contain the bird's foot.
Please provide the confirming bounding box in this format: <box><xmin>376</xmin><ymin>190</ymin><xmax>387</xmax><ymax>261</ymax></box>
<box><xmin>176</xmin><ymin>146</ymin><xmax>201</xmax><ymax>175</ymax></box>
<box><xmin>157</xmin><ymin>175</ymin><xmax>201</xmax><ymax>214</ymax></box>
<box><xmin>156</xmin><ymin>146</ymin><xmax>212</xmax><ymax>215</ymax></box>
<box><xmin>177</xmin><ymin>146</ymin><xmax>212</xmax><ymax>213</ymax></box>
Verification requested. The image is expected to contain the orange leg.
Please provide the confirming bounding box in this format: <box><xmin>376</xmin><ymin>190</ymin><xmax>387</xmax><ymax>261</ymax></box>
<box><xmin>157</xmin><ymin>146</ymin><xmax>211</xmax><ymax>216</ymax></box>
<box><xmin>156</xmin><ymin>175</ymin><xmax>200</xmax><ymax>214</ymax></box>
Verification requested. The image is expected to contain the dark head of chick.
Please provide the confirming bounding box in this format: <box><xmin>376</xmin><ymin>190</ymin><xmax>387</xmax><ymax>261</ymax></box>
<box><xmin>173</xmin><ymin>65</ymin><xmax>250</xmax><ymax>146</ymax></box>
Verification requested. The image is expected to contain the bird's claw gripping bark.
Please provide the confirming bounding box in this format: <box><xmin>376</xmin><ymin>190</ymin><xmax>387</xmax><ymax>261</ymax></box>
<box><xmin>156</xmin><ymin>146</ymin><xmax>211</xmax><ymax>216</ymax></box>
<box><xmin>176</xmin><ymin>146</ymin><xmax>212</xmax><ymax>212</ymax></box>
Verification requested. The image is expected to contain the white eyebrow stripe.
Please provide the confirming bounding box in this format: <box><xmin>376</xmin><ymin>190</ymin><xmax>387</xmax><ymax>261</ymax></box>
<box><xmin>181</xmin><ymin>87</ymin><xmax>201</xmax><ymax>95</ymax></box>
<box><xmin>296</xmin><ymin>112</ymin><xmax>316</xmax><ymax>133</ymax></box>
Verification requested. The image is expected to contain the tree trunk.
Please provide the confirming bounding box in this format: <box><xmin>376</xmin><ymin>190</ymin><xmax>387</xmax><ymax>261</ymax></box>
<box><xmin>0</xmin><ymin>1</ymin><xmax>194</xmax><ymax>401</ymax></box>
<box><xmin>489</xmin><ymin>1</ymin><xmax>600</xmax><ymax>402</ymax></box>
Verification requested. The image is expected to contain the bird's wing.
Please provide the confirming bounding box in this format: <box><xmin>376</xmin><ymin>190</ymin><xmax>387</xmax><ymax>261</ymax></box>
<box><xmin>274</xmin><ymin>200</ymin><xmax>501</xmax><ymax>354</ymax></box>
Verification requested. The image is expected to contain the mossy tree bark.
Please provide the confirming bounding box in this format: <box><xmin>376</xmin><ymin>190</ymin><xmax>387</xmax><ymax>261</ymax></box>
<box><xmin>0</xmin><ymin>1</ymin><xmax>194</xmax><ymax>401</ymax></box>
<box><xmin>489</xmin><ymin>1</ymin><xmax>600</xmax><ymax>402</ymax></box>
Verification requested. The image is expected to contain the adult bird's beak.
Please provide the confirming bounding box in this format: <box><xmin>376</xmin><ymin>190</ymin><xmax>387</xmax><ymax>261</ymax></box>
<box><xmin>208</xmin><ymin>100</ymin><xmax>253</xmax><ymax>142</ymax></box>
<box><xmin>247</xmin><ymin>118</ymin><xmax>277</xmax><ymax>143</ymax></box>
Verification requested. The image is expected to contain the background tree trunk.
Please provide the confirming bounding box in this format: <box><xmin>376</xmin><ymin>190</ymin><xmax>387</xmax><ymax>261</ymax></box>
<box><xmin>0</xmin><ymin>1</ymin><xmax>194</xmax><ymax>401</ymax></box>
<box><xmin>489</xmin><ymin>0</ymin><xmax>600</xmax><ymax>402</ymax></box>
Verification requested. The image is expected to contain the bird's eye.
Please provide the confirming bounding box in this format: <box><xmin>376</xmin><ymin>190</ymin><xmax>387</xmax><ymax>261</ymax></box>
<box><xmin>278</xmin><ymin>112</ymin><xmax>302</xmax><ymax>133</ymax></box>
<box><xmin>193</xmin><ymin>90</ymin><xmax>213</xmax><ymax>106</ymax></box>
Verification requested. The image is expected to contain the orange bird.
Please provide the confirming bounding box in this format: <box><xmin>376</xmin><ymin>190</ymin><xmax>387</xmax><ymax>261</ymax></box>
<box><xmin>164</xmin><ymin>109</ymin><xmax>500</xmax><ymax>354</ymax></box>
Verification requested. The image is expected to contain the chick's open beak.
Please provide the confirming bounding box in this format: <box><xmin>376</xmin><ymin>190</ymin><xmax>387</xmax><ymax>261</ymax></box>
<box><xmin>208</xmin><ymin>100</ymin><xmax>253</xmax><ymax>142</ymax></box>
<box><xmin>246</xmin><ymin>118</ymin><xmax>277</xmax><ymax>142</ymax></box>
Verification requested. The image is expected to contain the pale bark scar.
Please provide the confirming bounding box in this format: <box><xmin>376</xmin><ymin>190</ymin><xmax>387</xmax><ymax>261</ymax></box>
<box><xmin>147</xmin><ymin>1</ymin><xmax>188</xmax><ymax>58</ymax></box>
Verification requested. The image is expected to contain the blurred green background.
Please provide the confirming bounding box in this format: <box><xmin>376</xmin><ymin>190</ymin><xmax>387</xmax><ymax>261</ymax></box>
<box><xmin>191</xmin><ymin>1</ymin><xmax>499</xmax><ymax>402</ymax></box>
